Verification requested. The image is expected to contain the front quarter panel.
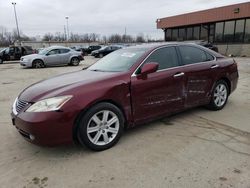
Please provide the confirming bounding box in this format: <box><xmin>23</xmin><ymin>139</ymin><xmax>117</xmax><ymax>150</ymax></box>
<box><xmin>60</xmin><ymin>73</ymin><xmax>133</xmax><ymax>127</ymax></box>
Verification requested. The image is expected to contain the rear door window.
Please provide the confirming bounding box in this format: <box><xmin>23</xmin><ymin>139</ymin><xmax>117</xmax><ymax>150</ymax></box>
<box><xmin>179</xmin><ymin>46</ymin><xmax>208</xmax><ymax>65</ymax></box>
<box><xmin>60</xmin><ymin>49</ymin><xmax>70</xmax><ymax>54</ymax></box>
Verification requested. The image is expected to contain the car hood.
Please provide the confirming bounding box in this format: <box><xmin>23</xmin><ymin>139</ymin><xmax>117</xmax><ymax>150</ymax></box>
<box><xmin>19</xmin><ymin>70</ymin><xmax>118</xmax><ymax>102</ymax></box>
<box><xmin>22</xmin><ymin>54</ymin><xmax>43</xmax><ymax>59</ymax></box>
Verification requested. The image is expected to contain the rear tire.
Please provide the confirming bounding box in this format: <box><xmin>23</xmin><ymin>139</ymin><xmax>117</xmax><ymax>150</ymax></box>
<box><xmin>70</xmin><ymin>57</ymin><xmax>80</xmax><ymax>66</ymax></box>
<box><xmin>77</xmin><ymin>103</ymin><xmax>124</xmax><ymax>151</ymax></box>
<box><xmin>32</xmin><ymin>60</ymin><xmax>45</xmax><ymax>68</ymax></box>
<box><xmin>207</xmin><ymin>80</ymin><xmax>229</xmax><ymax>111</ymax></box>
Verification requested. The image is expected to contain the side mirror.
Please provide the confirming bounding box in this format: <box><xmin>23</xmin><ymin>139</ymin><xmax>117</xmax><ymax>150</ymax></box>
<box><xmin>138</xmin><ymin>63</ymin><xmax>159</xmax><ymax>78</ymax></box>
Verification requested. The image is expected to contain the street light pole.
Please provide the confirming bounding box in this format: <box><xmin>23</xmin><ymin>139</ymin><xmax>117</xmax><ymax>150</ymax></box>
<box><xmin>65</xmin><ymin>16</ymin><xmax>69</xmax><ymax>41</ymax></box>
<box><xmin>11</xmin><ymin>2</ymin><xmax>20</xmax><ymax>40</ymax></box>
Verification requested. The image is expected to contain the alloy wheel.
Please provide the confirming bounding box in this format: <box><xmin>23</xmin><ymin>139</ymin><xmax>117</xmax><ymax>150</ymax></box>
<box><xmin>213</xmin><ymin>83</ymin><xmax>228</xmax><ymax>107</ymax></box>
<box><xmin>87</xmin><ymin>110</ymin><xmax>119</xmax><ymax>146</ymax></box>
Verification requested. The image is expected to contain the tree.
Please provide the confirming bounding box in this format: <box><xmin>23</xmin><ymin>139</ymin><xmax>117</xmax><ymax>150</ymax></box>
<box><xmin>42</xmin><ymin>33</ymin><xmax>54</xmax><ymax>41</ymax></box>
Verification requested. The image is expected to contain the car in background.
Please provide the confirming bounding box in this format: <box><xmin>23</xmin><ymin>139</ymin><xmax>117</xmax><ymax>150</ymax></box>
<box><xmin>83</xmin><ymin>45</ymin><xmax>102</xmax><ymax>55</ymax></box>
<box><xmin>0</xmin><ymin>46</ymin><xmax>34</xmax><ymax>63</ymax></box>
<box><xmin>186</xmin><ymin>40</ymin><xmax>218</xmax><ymax>52</ymax></box>
<box><xmin>0</xmin><ymin>48</ymin><xmax>6</xmax><ymax>64</ymax></box>
<box><xmin>11</xmin><ymin>43</ymin><xmax>238</xmax><ymax>151</ymax></box>
<box><xmin>20</xmin><ymin>46</ymin><xmax>84</xmax><ymax>68</ymax></box>
<box><xmin>91</xmin><ymin>45</ymin><xmax>123</xmax><ymax>58</ymax></box>
<box><xmin>34</xmin><ymin>48</ymin><xmax>44</xmax><ymax>54</ymax></box>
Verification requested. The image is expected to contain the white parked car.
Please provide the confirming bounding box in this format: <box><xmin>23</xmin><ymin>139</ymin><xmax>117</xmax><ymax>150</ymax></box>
<box><xmin>20</xmin><ymin>46</ymin><xmax>84</xmax><ymax>68</ymax></box>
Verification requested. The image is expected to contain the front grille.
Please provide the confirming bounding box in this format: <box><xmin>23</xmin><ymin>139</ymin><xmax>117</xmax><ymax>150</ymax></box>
<box><xmin>15</xmin><ymin>99</ymin><xmax>29</xmax><ymax>113</ymax></box>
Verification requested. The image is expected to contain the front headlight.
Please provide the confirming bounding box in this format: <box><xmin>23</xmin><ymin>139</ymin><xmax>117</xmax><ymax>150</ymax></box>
<box><xmin>26</xmin><ymin>95</ymin><xmax>72</xmax><ymax>112</ymax></box>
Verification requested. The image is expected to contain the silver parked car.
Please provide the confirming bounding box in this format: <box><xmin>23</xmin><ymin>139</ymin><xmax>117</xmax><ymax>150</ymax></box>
<box><xmin>20</xmin><ymin>46</ymin><xmax>84</xmax><ymax>68</ymax></box>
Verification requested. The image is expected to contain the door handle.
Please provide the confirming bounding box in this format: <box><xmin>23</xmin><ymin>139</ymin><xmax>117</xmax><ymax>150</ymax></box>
<box><xmin>210</xmin><ymin>64</ymin><xmax>219</xmax><ymax>69</ymax></box>
<box><xmin>173</xmin><ymin>72</ymin><xmax>185</xmax><ymax>78</ymax></box>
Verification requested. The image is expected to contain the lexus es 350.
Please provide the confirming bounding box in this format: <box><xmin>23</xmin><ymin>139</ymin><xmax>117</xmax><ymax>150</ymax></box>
<box><xmin>11</xmin><ymin>43</ymin><xmax>238</xmax><ymax>151</ymax></box>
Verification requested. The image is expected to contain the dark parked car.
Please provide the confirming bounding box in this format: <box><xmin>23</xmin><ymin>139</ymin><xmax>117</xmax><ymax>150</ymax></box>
<box><xmin>91</xmin><ymin>45</ymin><xmax>122</xmax><ymax>58</ymax></box>
<box><xmin>11</xmin><ymin>43</ymin><xmax>238</xmax><ymax>151</ymax></box>
<box><xmin>83</xmin><ymin>45</ymin><xmax>102</xmax><ymax>55</ymax></box>
<box><xmin>187</xmin><ymin>40</ymin><xmax>218</xmax><ymax>52</ymax></box>
<box><xmin>0</xmin><ymin>46</ymin><xmax>34</xmax><ymax>63</ymax></box>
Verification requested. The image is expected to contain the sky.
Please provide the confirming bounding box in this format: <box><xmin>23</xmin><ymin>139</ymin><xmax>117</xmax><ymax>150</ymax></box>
<box><xmin>0</xmin><ymin>0</ymin><xmax>249</xmax><ymax>40</ymax></box>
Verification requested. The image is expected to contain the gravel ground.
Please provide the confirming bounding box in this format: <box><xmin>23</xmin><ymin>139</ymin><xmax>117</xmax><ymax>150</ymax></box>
<box><xmin>0</xmin><ymin>56</ymin><xmax>249</xmax><ymax>188</ymax></box>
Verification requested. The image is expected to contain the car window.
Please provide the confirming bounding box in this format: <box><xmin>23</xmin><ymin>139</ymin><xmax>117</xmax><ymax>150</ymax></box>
<box><xmin>88</xmin><ymin>48</ymin><xmax>147</xmax><ymax>72</ymax></box>
<box><xmin>179</xmin><ymin>46</ymin><xmax>207</xmax><ymax>65</ymax></box>
<box><xmin>144</xmin><ymin>47</ymin><xmax>179</xmax><ymax>70</ymax></box>
<box><xmin>16</xmin><ymin>47</ymin><xmax>20</xmax><ymax>53</ymax></box>
<box><xmin>60</xmin><ymin>49</ymin><xmax>70</xmax><ymax>54</ymax></box>
<box><xmin>206</xmin><ymin>52</ymin><xmax>215</xmax><ymax>61</ymax></box>
<box><xmin>47</xmin><ymin>49</ymin><xmax>60</xmax><ymax>55</ymax></box>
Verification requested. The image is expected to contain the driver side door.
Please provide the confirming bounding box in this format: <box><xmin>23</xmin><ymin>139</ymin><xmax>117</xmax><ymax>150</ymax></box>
<box><xmin>130</xmin><ymin>46</ymin><xmax>185</xmax><ymax>123</ymax></box>
<box><xmin>44</xmin><ymin>49</ymin><xmax>61</xmax><ymax>66</ymax></box>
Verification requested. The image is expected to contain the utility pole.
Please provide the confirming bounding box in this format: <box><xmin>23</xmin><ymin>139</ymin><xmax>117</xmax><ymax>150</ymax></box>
<box><xmin>11</xmin><ymin>2</ymin><xmax>20</xmax><ymax>40</ymax></box>
<box><xmin>64</xmin><ymin>25</ymin><xmax>67</xmax><ymax>41</ymax></box>
<box><xmin>65</xmin><ymin>16</ymin><xmax>69</xmax><ymax>41</ymax></box>
<box><xmin>124</xmin><ymin>27</ymin><xmax>127</xmax><ymax>43</ymax></box>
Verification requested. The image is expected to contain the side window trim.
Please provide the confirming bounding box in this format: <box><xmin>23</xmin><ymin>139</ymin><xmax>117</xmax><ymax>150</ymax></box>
<box><xmin>143</xmin><ymin>46</ymin><xmax>180</xmax><ymax>71</ymax></box>
<box><xmin>132</xmin><ymin>45</ymin><xmax>180</xmax><ymax>77</ymax></box>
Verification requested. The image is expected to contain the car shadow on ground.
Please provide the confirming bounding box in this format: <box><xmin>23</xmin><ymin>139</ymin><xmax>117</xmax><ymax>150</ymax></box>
<box><xmin>19</xmin><ymin>106</ymin><xmax>207</xmax><ymax>158</ymax></box>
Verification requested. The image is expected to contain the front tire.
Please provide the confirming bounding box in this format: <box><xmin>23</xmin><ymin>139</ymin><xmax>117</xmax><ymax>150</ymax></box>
<box><xmin>207</xmin><ymin>80</ymin><xmax>229</xmax><ymax>110</ymax></box>
<box><xmin>77</xmin><ymin>103</ymin><xmax>124</xmax><ymax>151</ymax></box>
<box><xmin>32</xmin><ymin>60</ymin><xmax>45</xmax><ymax>68</ymax></box>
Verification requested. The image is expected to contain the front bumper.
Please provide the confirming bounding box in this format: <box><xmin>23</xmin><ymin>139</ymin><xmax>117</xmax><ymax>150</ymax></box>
<box><xmin>20</xmin><ymin>59</ymin><xmax>32</xmax><ymax>67</ymax></box>
<box><xmin>11</xmin><ymin>110</ymin><xmax>75</xmax><ymax>146</ymax></box>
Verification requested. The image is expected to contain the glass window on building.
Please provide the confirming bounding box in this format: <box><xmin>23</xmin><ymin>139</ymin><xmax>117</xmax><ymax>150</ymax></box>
<box><xmin>200</xmin><ymin>24</ymin><xmax>209</xmax><ymax>41</ymax></box>
<box><xmin>166</xmin><ymin>29</ymin><xmax>172</xmax><ymax>41</ymax></box>
<box><xmin>244</xmin><ymin>19</ymin><xmax>250</xmax><ymax>43</ymax></box>
<box><xmin>234</xmin><ymin>19</ymin><xmax>245</xmax><ymax>43</ymax></box>
<box><xmin>178</xmin><ymin>28</ymin><xmax>186</xmax><ymax>41</ymax></box>
<box><xmin>224</xmin><ymin>20</ymin><xmax>235</xmax><ymax>43</ymax></box>
<box><xmin>187</xmin><ymin>27</ymin><xmax>193</xmax><ymax>40</ymax></box>
<box><xmin>193</xmin><ymin>26</ymin><xmax>200</xmax><ymax>40</ymax></box>
<box><xmin>172</xmin><ymin>29</ymin><xmax>178</xmax><ymax>41</ymax></box>
<box><xmin>215</xmin><ymin>22</ymin><xmax>224</xmax><ymax>43</ymax></box>
<box><xmin>209</xmin><ymin>24</ymin><xmax>215</xmax><ymax>43</ymax></box>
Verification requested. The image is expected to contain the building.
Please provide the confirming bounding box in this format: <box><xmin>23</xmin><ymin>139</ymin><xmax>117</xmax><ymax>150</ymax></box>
<box><xmin>156</xmin><ymin>2</ymin><xmax>250</xmax><ymax>56</ymax></box>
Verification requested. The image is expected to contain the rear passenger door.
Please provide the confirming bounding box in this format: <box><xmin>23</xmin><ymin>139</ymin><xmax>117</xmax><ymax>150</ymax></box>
<box><xmin>59</xmin><ymin>48</ymin><xmax>71</xmax><ymax>64</ymax></box>
<box><xmin>177</xmin><ymin>45</ymin><xmax>219</xmax><ymax>107</ymax></box>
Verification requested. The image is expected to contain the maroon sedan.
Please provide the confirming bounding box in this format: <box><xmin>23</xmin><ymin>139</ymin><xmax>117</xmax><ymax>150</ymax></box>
<box><xmin>11</xmin><ymin>43</ymin><xmax>238</xmax><ymax>151</ymax></box>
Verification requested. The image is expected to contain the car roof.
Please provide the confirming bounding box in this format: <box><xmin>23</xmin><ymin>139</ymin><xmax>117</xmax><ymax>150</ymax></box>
<box><xmin>46</xmin><ymin>46</ymin><xmax>71</xmax><ymax>50</ymax></box>
<box><xmin>126</xmin><ymin>42</ymin><xmax>224</xmax><ymax>58</ymax></box>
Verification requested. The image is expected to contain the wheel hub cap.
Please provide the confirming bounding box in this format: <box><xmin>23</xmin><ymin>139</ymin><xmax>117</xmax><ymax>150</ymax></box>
<box><xmin>87</xmin><ymin>110</ymin><xmax>119</xmax><ymax>146</ymax></box>
<box><xmin>214</xmin><ymin>84</ymin><xmax>227</xmax><ymax>107</ymax></box>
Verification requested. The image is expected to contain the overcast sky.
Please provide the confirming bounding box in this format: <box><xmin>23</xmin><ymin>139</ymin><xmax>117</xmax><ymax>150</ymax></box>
<box><xmin>0</xmin><ymin>0</ymin><xmax>249</xmax><ymax>39</ymax></box>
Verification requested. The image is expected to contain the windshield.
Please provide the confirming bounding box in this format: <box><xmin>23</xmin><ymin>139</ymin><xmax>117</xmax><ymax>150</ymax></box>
<box><xmin>88</xmin><ymin>48</ymin><xmax>147</xmax><ymax>72</ymax></box>
<box><xmin>0</xmin><ymin>48</ymin><xmax>6</xmax><ymax>53</ymax></box>
<box><xmin>38</xmin><ymin>48</ymin><xmax>49</xmax><ymax>55</ymax></box>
